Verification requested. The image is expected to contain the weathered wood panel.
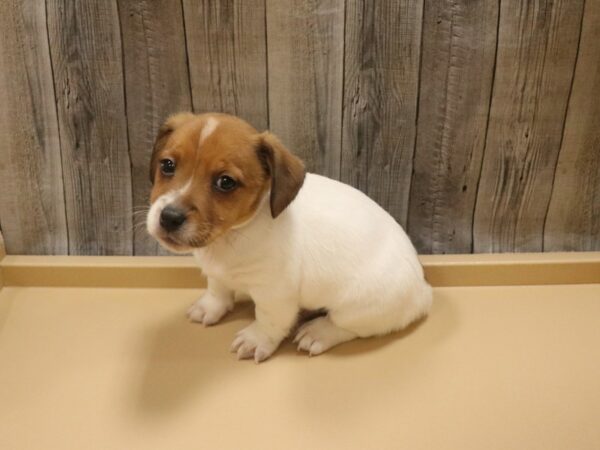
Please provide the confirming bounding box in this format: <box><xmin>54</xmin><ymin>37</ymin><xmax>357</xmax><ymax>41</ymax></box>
<box><xmin>342</xmin><ymin>0</ymin><xmax>423</xmax><ymax>226</ymax></box>
<box><xmin>47</xmin><ymin>0</ymin><xmax>133</xmax><ymax>255</ymax></box>
<box><xmin>0</xmin><ymin>228</ymin><xmax>5</xmax><ymax>262</ymax></box>
<box><xmin>544</xmin><ymin>0</ymin><xmax>600</xmax><ymax>251</ymax></box>
<box><xmin>118</xmin><ymin>0</ymin><xmax>192</xmax><ymax>255</ymax></box>
<box><xmin>407</xmin><ymin>0</ymin><xmax>498</xmax><ymax>254</ymax></box>
<box><xmin>267</xmin><ymin>0</ymin><xmax>344</xmax><ymax>178</ymax></box>
<box><xmin>2</xmin><ymin>0</ymin><xmax>600</xmax><ymax>255</ymax></box>
<box><xmin>183</xmin><ymin>0</ymin><xmax>268</xmax><ymax>131</ymax></box>
<box><xmin>473</xmin><ymin>0</ymin><xmax>585</xmax><ymax>252</ymax></box>
<box><xmin>0</xmin><ymin>0</ymin><xmax>68</xmax><ymax>255</ymax></box>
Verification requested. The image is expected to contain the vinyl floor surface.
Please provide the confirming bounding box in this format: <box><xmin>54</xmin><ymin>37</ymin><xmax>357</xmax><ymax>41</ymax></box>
<box><xmin>1</xmin><ymin>284</ymin><xmax>599</xmax><ymax>450</ymax></box>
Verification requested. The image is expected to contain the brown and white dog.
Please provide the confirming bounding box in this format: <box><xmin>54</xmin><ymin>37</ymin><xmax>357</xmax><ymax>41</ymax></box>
<box><xmin>147</xmin><ymin>113</ymin><xmax>432</xmax><ymax>362</ymax></box>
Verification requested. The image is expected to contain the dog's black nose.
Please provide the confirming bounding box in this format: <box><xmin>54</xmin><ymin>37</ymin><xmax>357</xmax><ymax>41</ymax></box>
<box><xmin>160</xmin><ymin>206</ymin><xmax>186</xmax><ymax>231</ymax></box>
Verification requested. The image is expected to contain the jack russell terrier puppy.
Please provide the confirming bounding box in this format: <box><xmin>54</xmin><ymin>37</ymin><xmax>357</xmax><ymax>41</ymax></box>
<box><xmin>147</xmin><ymin>113</ymin><xmax>432</xmax><ymax>362</ymax></box>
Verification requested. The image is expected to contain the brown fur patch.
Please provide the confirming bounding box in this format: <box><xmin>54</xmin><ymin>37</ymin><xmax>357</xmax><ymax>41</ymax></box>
<box><xmin>149</xmin><ymin>113</ymin><xmax>305</xmax><ymax>249</ymax></box>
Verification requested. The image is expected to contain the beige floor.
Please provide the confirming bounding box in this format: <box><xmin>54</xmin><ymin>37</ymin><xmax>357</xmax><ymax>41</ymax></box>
<box><xmin>0</xmin><ymin>284</ymin><xmax>599</xmax><ymax>450</ymax></box>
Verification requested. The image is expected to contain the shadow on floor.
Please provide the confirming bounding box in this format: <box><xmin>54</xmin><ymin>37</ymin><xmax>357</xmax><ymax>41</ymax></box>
<box><xmin>133</xmin><ymin>291</ymin><xmax>457</xmax><ymax>415</ymax></box>
<box><xmin>133</xmin><ymin>302</ymin><xmax>254</xmax><ymax>416</ymax></box>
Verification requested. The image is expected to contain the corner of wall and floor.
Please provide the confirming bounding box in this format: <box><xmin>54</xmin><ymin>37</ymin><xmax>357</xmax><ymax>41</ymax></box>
<box><xmin>0</xmin><ymin>229</ymin><xmax>5</xmax><ymax>288</ymax></box>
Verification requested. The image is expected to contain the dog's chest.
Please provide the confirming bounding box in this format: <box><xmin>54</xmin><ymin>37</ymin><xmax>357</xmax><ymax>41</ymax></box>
<box><xmin>193</xmin><ymin>247</ymin><xmax>269</xmax><ymax>291</ymax></box>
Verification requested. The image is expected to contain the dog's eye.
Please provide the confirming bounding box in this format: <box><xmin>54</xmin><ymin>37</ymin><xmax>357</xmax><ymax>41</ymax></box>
<box><xmin>215</xmin><ymin>175</ymin><xmax>237</xmax><ymax>192</ymax></box>
<box><xmin>160</xmin><ymin>159</ymin><xmax>176</xmax><ymax>176</ymax></box>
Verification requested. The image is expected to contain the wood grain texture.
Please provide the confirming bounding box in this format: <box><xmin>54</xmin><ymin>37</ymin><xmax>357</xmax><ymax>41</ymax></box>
<box><xmin>473</xmin><ymin>0</ymin><xmax>585</xmax><ymax>252</ymax></box>
<box><xmin>2</xmin><ymin>0</ymin><xmax>600</xmax><ymax>255</ymax></box>
<box><xmin>342</xmin><ymin>0</ymin><xmax>423</xmax><ymax>227</ymax></box>
<box><xmin>0</xmin><ymin>228</ymin><xmax>5</xmax><ymax>259</ymax></box>
<box><xmin>0</xmin><ymin>0</ymin><xmax>68</xmax><ymax>255</ymax></box>
<box><xmin>407</xmin><ymin>0</ymin><xmax>498</xmax><ymax>254</ymax></box>
<box><xmin>267</xmin><ymin>0</ymin><xmax>344</xmax><ymax>178</ymax></box>
<box><xmin>118</xmin><ymin>0</ymin><xmax>192</xmax><ymax>255</ymax></box>
<box><xmin>47</xmin><ymin>0</ymin><xmax>133</xmax><ymax>255</ymax></box>
<box><xmin>544</xmin><ymin>0</ymin><xmax>600</xmax><ymax>251</ymax></box>
<box><xmin>183</xmin><ymin>0</ymin><xmax>268</xmax><ymax>131</ymax></box>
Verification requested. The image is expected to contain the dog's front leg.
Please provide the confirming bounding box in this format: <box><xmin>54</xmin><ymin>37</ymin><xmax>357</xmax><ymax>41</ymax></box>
<box><xmin>231</xmin><ymin>293</ymin><xmax>298</xmax><ymax>363</ymax></box>
<box><xmin>187</xmin><ymin>277</ymin><xmax>234</xmax><ymax>326</ymax></box>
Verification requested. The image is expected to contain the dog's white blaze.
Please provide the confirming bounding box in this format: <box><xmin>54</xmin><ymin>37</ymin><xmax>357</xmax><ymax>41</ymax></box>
<box><xmin>146</xmin><ymin>191</ymin><xmax>175</xmax><ymax>237</ymax></box>
<box><xmin>199</xmin><ymin>117</ymin><xmax>218</xmax><ymax>145</ymax></box>
<box><xmin>146</xmin><ymin>179</ymin><xmax>194</xmax><ymax>238</ymax></box>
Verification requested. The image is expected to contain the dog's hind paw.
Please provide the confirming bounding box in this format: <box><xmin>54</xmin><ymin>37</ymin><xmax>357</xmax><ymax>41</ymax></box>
<box><xmin>294</xmin><ymin>316</ymin><xmax>357</xmax><ymax>356</ymax></box>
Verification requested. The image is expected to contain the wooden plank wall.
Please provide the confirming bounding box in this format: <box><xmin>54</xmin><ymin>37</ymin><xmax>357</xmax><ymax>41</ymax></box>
<box><xmin>0</xmin><ymin>0</ymin><xmax>597</xmax><ymax>255</ymax></box>
<box><xmin>0</xmin><ymin>0</ymin><xmax>68</xmax><ymax>254</ymax></box>
<box><xmin>408</xmin><ymin>0</ymin><xmax>498</xmax><ymax>252</ymax></box>
<box><xmin>472</xmin><ymin>0</ymin><xmax>584</xmax><ymax>252</ymax></box>
<box><xmin>267</xmin><ymin>0</ymin><xmax>344</xmax><ymax>178</ymax></box>
<box><xmin>343</xmin><ymin>0</ymin><xmax>422</xmax><ymax>227</ymax></box>
<box><xmin>544</xmin><ymin>0</ymin><xmax>600</xmax><ymax>252</ymax></box>
<box><xmin>47</xmin><ymin>0</ymin><xmax>133</xmax><ymax>255</ymax></box>
<box><xmin>118</xmin><ymin>0</ymin><xmax>192</xmax><ymax>255</ymax></box>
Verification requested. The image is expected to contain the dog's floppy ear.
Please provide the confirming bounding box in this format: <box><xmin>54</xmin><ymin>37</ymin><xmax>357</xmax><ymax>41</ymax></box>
<box><xmin>149</xmin><ymin>113</ymin><xmax>196</xmax><ymax>183</ymax></box>
<box><xmin>256</xmin><ymin>132</ymin><xmax>306</xmax><ymax>218</ymax></box>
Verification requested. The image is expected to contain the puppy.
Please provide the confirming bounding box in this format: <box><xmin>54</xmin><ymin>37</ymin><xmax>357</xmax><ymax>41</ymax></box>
<box><xmin>147</xmin><ymin>113</ymin><xmax>433</xmax><ymax>362</ymax></box>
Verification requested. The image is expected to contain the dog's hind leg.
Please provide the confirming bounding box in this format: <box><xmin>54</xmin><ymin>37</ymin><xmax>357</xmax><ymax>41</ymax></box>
<box><xmin>294</xmin><ymin>316</ymin><xmax>358</xmax><ymax>355</ymax></box>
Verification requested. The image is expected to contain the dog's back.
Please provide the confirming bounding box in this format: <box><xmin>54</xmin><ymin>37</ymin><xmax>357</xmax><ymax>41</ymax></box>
<box><xmin>284</xmin><ymin>173</ymin><xmax>432</xmax><ymax>335</ymax></box>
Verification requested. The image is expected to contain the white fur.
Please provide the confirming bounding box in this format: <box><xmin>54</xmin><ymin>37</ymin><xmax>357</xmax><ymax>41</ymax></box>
<box><xmin>147</xmin><ymin>192</ymin><xmax>175</xmax><ymax>238</ymax></box>
<box><xmin>146</xmin><ymin>179</ymin><xmax>195</xmax><ymax>254</ymax></box>
<box><xmin>187</xmin><ymin>277</ymin><xmax>234</xmax><ymax>325</ymax></box>
<box><xmin>189</xmin><ymin>173</ymin><xmax>433</xmax><ymax>362</ymax></box>
<box><xmin>199</xmin><ymin>117</ymin><xmax>218</xmax><ymax>144</ymax></box>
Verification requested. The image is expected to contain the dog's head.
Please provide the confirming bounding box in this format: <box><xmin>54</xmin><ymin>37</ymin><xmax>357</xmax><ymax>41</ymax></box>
<box><xmin>146</xmin><ymin>113</ymin><xmax>305</xmax><ymax>253</ymax></box>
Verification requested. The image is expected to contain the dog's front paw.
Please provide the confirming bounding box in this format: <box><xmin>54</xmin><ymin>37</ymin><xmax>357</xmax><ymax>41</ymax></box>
<box><xmin>187</xmin><ymin>291</ymin><xmax>233</xmax><ymax>326</ymax></box>
<box><xmin>230</xmin><ymin>322</ymin><xmax>279</xmax><ymax>363</ymax></box>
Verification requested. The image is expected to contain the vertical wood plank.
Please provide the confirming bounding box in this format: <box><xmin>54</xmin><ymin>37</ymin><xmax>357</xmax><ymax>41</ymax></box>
<box><xmin>47</xmin><ymin>0</ymin><xmax>133</xmax><ymax>255</ymax></box>
<box><xmin>473</xmin><ymin>0</ymin><xmax>584</xmax><ymax>252</ymax></box>
<box><xmin>544</xmin><ymin>0</ymin><xmax>600</xmax><ymax>251</ymax></box>
<box><xmin>342</xmin><ymin>0</ymin><xmax>423</xmax><ymax>227</ymax></box>
<box><xmin>183</xmin><ymin>0</ymin><xmax>268</xmax><ymax>131</ymax></box>
<box><xmin>118</xmin><ymin>0</ymin><xmax>192</xmax><ymax>255</ymax></box>
<box><xmin>407</xmin><ymin>0</ymin><xmax>498</xmax><ymax>254</ymax></box>
<box><xmin>267</xmin><ymin>0</ymin><xmax>344</xmax><ymax>178</ymax></box>
<box><xmin>0</xmin><ymin>0</ymin><xmax>68</xmax><ymax>255</ymax></box>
